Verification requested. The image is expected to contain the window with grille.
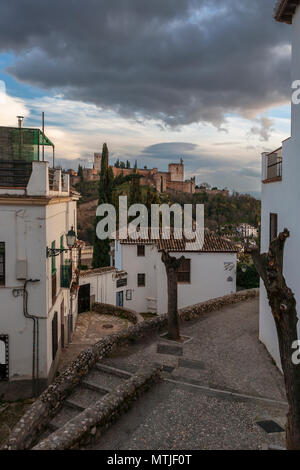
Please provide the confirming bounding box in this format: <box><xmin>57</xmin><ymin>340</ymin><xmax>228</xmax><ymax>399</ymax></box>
<box><xmin>137</xmin><ymin>273</ymin><xmax>146</xmax><ymax>287</ymax></box>
<box><xmin>0</xmin><ymin>243</ymin><xmax>5</xmax><ymax>286</ymax></box>
<box><xmin>137</xmin><ymin>245</ymin><xmax>145</xmax><ymax>257</ymax></box>
<box><xmin>177</xmin><ymin>259</ymin><xmax>191</xmax><ymax>283</ymax></box>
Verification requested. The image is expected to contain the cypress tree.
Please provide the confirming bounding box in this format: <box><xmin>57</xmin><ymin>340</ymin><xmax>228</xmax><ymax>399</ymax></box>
<box><xmin>92</xmin><ymin>143</ymin><xmax>114</xmax><ymax>268</ymax></box>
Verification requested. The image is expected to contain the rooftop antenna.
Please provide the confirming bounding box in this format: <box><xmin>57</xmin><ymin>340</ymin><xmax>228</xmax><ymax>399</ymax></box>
<box><xmin>42</xmin><ymin>112</ymin><xmax>45</xmax><ymax>162</ymax></box>
<box><xmin>17</xmin><ymin>116</ymin><xmax>24</xmax><ymax>159</ymax></box>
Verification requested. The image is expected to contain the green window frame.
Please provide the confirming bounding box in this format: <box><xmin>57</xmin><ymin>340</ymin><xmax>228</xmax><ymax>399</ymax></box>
<box><xmin>51</xmin><ymin>241</ymin><xmax>56</xmax><ymax>275</ymax></box>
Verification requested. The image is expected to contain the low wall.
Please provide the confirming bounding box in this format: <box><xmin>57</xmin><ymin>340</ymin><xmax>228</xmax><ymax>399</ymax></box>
<box><xmin>33</xmin><ymin>366</ymin><xmax>161</xmax><ymax>450</ymax></box>
<box><xmin>3</xmin><ymin>289</ymin><xmax>258</xmax><ymax>450</ymax></box>
<box><xmin>92</xmin><ymin>302</ymin><xmax>144</xmax><ymax>325</ymax></box>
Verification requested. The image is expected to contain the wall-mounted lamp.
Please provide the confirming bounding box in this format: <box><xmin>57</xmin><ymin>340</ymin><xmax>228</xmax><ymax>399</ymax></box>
<box><xmin>46</xmin><ymin>227</ymin><xmax>77</xmax><ymax>257</ymax></box>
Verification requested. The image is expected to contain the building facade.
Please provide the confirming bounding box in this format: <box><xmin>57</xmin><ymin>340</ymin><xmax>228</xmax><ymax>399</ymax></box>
<box><xmin>259</xmin><ymin>0</ymin><xmax>300</xmax><ymax>368</ymax></box>
<box><xmin>0</xmin><ymin>126</ymin><xmax>80</xmax><ymax>399</ymax></box>
<box><xmin>113</xmin><ymin>231</ymin><xmax>237</xmax><ymax>314</ymax></box>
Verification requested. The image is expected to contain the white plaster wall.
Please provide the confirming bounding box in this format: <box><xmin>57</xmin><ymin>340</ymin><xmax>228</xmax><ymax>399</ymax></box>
<box><xmin>79</xmin><ymin>271</ymin><xmax>115</xmax><ymax>305</ymax></box>
<box><xmin>156</xmin><ymin>251</ymin><xmax>237</xmax><ymax>315</ymax></box>
<box><xmin>259</xmin><ymin>5</ymin><xmax>300</xmax><ymax>369</ymax></box>
<box><xmin>122</xmin><ymin>244</ymin><xmax>157</xmax><ymax>313</ymax></box>
<box><xmin>120</xmin><ymin>243</ymin><xmax>236</xmax><ymax>314</ymax></box>
<box><xmin>0</xmin><ymin>197</ymin><xmax>78</xmax><ymax>381</ymax></box>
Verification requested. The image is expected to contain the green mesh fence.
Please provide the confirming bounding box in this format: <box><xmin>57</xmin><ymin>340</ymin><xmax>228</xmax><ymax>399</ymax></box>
<box><xmin>0</xmin><ymin>127</ymin><xmax>54</xmax><ymax>162</ymax></box>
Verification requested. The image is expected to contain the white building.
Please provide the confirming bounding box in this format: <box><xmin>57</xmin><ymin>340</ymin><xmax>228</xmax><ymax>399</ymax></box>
<box><xmin>113</xmin><ymin>231</ymin><xmax>237</xmax><ymax>314</ymax></box>
<box><xmin>236</xmin><ymin>224</ymin><xmax>258</xmax><ymax>239</ymax></box>
<box><xmin>260</xmin><ymin>0</ymin><xmax>300</xmax><ymax>368</ymax></box>
<box><xmin>78</xmin><ymin>267</ymin><xmax>117</xmax><ymax>312</ymax></box>
<box><xmin>0</xmin><ymin>125</ymin><xmax>80</xmax><ymax>399</ymax></box>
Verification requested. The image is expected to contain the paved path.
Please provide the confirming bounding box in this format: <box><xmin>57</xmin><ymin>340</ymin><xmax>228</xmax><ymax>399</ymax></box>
<box><xmin>84</xmin><ymin>298</ymin><xmax>287</xmax><ymax>450</ymax></box>
<box><xmin>58</xmin><ymin>312</ymin><xmax>131</xmax><ymax>372</ymax></box>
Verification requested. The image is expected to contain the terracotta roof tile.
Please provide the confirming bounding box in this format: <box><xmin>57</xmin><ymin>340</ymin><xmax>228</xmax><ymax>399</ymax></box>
<box><xmin>118</xmin><ymin>228</ymin><xmax>238</xmax><ymax>253</ymax></box>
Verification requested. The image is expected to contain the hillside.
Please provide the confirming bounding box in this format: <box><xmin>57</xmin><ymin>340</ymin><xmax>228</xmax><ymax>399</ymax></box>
<box><xmin>76</xmin><ymin>180</ymin><xmax>260</xmax><ymax>244</ymax></box>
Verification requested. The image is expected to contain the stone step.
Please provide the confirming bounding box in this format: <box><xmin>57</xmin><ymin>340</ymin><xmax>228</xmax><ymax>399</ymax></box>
<box><xmin>95</xmin><ymin>362</ymin><xmax>133</xmax><ymax>379</ymax></box>
<box><xmin>87</xmin><ymin>368</ymin><xmax>126</xmax><ymax>389</ymax></box>
<box><xmin>65</xmin><ymin>385</ymin><xmax>106</xmax><ymax>411</ymax></box>
<box><xmin>82</xmin><ymin>378</ymin><xmax>111</xmax><ymax>395</ymax></box>
<box><xmin>48</xmin><ymin>405</ymin><xmax>79</xmax><ymax>432</ymax></box>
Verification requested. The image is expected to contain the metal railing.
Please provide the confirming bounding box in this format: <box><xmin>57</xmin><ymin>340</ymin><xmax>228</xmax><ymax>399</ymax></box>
<box><xmin>265</xmin><ymin>153</ymin><xmax>282</xmax><ymax>181</ymax></box>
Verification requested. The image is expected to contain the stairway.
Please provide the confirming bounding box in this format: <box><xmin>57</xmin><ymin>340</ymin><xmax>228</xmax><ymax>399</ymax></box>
<box><xmin>39</xmin><ymin>363</ymin><xmax>133</xmax><ymax>441</ymax></box>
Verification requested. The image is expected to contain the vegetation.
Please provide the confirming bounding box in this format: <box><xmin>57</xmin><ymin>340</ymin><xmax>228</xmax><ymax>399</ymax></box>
<box><xmin>92</xmin><ymin>143</ymin><xmax>114</xmax><ymax>268</ymax></box>
<box><xmin>170</xmin><ymin>191</ymin><xmax>260</xmax><ymax>232</ymax></box>
<box><xmin>236</xmin><ymin>255</ymin><xmax>259</xmax><ymax>290</ymax></box>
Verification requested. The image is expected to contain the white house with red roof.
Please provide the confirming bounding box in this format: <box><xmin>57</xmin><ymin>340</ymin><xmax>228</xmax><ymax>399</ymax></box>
<box><xmin>113</xmin><ymin>230</ymin><xmax>237</xmax><ymax>315</ymax></box>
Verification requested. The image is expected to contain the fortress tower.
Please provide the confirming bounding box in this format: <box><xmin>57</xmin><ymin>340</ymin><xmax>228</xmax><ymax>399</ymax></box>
<box><xmin>93</xmin><ymin>152</ymin><xmax>102</xmax><ymax>172</ymax></box>
<box><xmin>168</xmin><ymin>158</ymin><xmax>184</xmax><ymax>182</ymax></box>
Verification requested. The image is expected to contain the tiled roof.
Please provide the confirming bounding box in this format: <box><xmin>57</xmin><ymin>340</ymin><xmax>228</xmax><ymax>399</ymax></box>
<box><xmin>80</xmin><ymin>266</ymin><xmax>116</xmax><ymax>278</ymax></box>
<box><xmin>274</xmin><ymin>0</ymin><xmax>300</xmax><ymax>23</ymax></box>
<box><xmin>118</xmin><ymin>228</ymin><xmax>238</xmax><ymax>253</ymax></box>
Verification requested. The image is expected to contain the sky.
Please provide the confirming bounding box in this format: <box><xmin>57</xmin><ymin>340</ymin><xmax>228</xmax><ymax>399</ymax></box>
<box><xmin>0</xmin><ymin>0</ymin><xmax>293</xmax><ymax>197</ymax></box>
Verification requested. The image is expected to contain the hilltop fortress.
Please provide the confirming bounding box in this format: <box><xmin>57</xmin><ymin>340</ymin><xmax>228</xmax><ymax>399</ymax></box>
<box><xmin>76</xmin><ymin>151</ymin><xmax>196</xmax><ymax>194</ymax></box>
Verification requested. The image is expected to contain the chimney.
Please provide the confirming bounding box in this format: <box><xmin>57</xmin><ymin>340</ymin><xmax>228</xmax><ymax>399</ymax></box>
<box><xmin>17</xmin><ymin>116</ymin><xmax>24</xmax><ymax>128</ymax></box>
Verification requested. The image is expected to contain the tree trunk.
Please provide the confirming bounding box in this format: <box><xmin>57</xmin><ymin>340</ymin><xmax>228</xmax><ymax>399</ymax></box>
<box><xmin>161</xmin><ymin>250</ymin><xmax>185</xmax><ymax>341</ymax></box>
<box><xmin>250</xmin><ymin>229</ymin><xmax>300</xmax><ymax>450</ymax></box>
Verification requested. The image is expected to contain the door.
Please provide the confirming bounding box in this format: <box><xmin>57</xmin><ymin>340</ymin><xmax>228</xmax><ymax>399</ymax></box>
<box><xmin>116</xmin><ymin>291</ymin><xmax>124</xmax><ymax>307</ymax></box>
<box><xmin>60</xmin><ymin>300</ymin><xmax>65</xmax><ymax>349</ymax></box>
<box><xmin>78</xmin><ymin>284</ymin><xmax>91</xmax><ymax>313</ymax></box>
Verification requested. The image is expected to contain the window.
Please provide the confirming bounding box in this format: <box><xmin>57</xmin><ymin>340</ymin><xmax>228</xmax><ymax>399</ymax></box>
<box><xmin>51</xmin><ymin>241</ymin><xmax>56</xmax><ymax>275</ymax></box>
<box><xmin>137</xmin><ymin>273</ymin><xmax>146</xmax><ymax>287</ymax></box>
<box><xmin>126</xmin><ymin>289</ymin><xmax>132</xmax><ymax>301</ymax></box>
<box><xmin>0</xmin><ymin>243</ymin><xmax>5</xmax><ymax>286</ymax></box>
<box><xmin>117</xmin><ymin>278</ymin><xmax>127</xmax><ymax>288</ymax></box>
<box><xmin>52</xmin><ymin>312</ymin><xmax>58</xmax><ymax>361</ymax></box>
<box><xmin>116</xmin><ymin>291</ymin><xmax>124</xmax><ymax>307</ymax></box>
<box><xmin>270</xmin><ymin>213</ymin><xmax>278</xmax><ymax>244</ymax></box>
<box><xmin>177</xmin><ymin>259</ymin><xmax>191</xmax><ymax>283</ymax></box>
<box><xmin>137</xmin><ymin>245</ymin><xmax>145</xmax><ymax>257</ymax></box>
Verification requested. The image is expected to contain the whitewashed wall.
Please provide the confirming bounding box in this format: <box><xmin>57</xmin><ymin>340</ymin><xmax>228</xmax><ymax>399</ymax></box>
<box><xmin>116</xmin><ymin>241</ymin><xmax>236</xmax><ymax>315</ymax></box>
<box><xmin>259</xmin><ymin>4</ymin><xmax>300</xmax><ymax>369</ymax></box>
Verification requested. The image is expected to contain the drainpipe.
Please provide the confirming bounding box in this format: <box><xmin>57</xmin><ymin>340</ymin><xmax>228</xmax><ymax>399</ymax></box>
<box><xmin>23</xmin><ymin>279</ymin><xmax>40</xmax><ymax>397</ymax></box>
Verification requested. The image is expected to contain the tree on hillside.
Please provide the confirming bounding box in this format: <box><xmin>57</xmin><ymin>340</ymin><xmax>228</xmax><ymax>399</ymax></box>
<box><xmin>126</xmin><ymin>160</ymin><xmax>131</xmax><ymax>169</ymax></box>
<box><xmin>129</xmin><ymin>165</ymin><xmax>142</xmax><ymax>206</ymax></box>
<box><xmin>249</xmin><ymin>229</ymin><xmax>300</xmax><ymax>450</ymax></box>
<box><xmin>78</xmin><ymin>164</ymin><xmax>83</xmax><ymax>182</ymax></box>
<box><xmin>161</xmin><ymin>250</ymin><xmax>186</xmax><ymax>341</ymax></box>
<box><xmin>92</xmin><ymin>143</ymin><xmax>114</xmax><ymax>268</ymax></box>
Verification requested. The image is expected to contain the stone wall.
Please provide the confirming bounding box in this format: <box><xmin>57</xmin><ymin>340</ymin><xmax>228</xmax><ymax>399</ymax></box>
<box><xmin>92</xmin><ymin>302</ymin><xmax>144</xmax><ymax>324</ymax></box>
<box><xmin>2</xmin><ymin>288</ymin><xmax>258</xmax><ymax>450</ymax></box>
<box><xmin>33</xmin><ymin>366</ymin><xmax>161</xmax><ymax>450</ymax></box>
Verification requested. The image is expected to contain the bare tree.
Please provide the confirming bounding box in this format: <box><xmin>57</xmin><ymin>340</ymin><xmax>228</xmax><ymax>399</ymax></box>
<box><xmin>249</xmin><ymin>229</ymin><xmax>300</xmax><ymax>450</ymax></box>
<box><xmin>161</xmin><ymin>250</ymin><xmax>185</xmax><ymax>341</ymax></box>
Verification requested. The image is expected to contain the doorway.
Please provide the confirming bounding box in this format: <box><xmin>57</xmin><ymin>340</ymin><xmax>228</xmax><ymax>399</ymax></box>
<box><xmin>78</xmin><ymin>284</ymin><xmax>91</xmax><ymax>313</ymax></box>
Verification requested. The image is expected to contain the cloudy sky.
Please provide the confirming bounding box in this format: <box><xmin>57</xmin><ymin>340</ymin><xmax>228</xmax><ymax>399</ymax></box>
<box><xmin>0</xmin><ymin>0</ymin><xmax>293</xmax><ymax>196</ymax></box>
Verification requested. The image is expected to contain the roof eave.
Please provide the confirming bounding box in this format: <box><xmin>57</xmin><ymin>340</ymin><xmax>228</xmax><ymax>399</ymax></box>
<box><xmin>274</xmin><ymin>0</ymin><xmax>300</xmax><ymax>24</ymax></box>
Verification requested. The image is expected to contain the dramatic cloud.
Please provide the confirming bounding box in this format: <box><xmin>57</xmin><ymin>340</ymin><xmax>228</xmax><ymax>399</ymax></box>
<box><xmin>0</xmin><ymin>0</ymin><xmax>291</xmax><ymax>127</ymax></box>
<box><xmin>250</xmin><ymin>117</ymin><xmax>274</xmax><ymax>141</ymax></box>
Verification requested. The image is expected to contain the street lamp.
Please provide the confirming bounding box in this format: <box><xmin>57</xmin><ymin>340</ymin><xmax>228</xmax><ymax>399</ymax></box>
<box><xmin>46</xmin><ymin>227</ymin><xmax>77</xmax><ymax>257</ymax></box>
<box><xmin>66</xmin><ymin>226</ymin><xmax>76</xmax><ymax>248</ymax></box>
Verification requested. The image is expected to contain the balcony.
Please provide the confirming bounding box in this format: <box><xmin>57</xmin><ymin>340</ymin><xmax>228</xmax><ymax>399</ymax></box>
<box><xmin>61</xmin><ymin>262</ymin><xmax>73</xmax><ymax>288</ymax></box>
<box><xmin>262</xmin><ymin>148</ymin><xmax>282</xmax><ymax>184</ymax></box>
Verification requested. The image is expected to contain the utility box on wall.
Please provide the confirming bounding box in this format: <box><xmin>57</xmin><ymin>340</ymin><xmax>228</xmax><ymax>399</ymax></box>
<box><xmin>16</xmin><ymin>259</ymin><xmax>27</xmax><ymax>280</ymax></box>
